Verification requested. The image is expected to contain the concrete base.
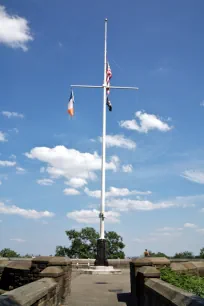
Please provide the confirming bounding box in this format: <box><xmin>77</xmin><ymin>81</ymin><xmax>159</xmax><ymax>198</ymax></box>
<box><xmin>81</xmin><ymin>265</ymin><xmax>121</xmax><ymax>275</ymax></box>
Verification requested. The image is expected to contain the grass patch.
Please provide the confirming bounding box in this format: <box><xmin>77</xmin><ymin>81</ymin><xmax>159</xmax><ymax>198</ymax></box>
<box><xmin>160</xmin><ymin>268</ymin><xmax>204</xmax><ymax>298</ymax></box>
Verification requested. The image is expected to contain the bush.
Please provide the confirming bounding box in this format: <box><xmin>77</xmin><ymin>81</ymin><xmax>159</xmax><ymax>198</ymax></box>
<box><xmin>160</xmin><ymin>268</ymin><xmax>204</xmax><ymax>298</ymax></box>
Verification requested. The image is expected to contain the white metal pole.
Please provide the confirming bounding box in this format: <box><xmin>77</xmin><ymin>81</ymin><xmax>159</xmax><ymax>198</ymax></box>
<box><xmin>100</xmin><ymin>18</ymin><xmax>108</xmax><ymax>240</ymax></box>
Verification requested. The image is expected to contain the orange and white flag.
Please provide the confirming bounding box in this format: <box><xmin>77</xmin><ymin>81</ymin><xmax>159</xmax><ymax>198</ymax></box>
<box><xmin>68</xmin><ymin>90</ymin><xmax>74</xmax><ymax>116</ymax></box>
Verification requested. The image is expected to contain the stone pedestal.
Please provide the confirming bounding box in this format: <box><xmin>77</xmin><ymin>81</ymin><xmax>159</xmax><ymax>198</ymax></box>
<box><xmin>95</xmin><ymin>239</ymin><xmax>108</xmax><ymax>266</ymax></box>
<box><xmin>81</xmin><ymin>265</ymin><xmax>121</xmax><ymax>275</ymax></box>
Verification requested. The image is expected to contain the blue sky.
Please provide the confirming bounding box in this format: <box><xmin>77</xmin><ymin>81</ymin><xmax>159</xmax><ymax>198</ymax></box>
<box><xmin>0</xmin><ymin>0</ymin><xmax>204</xmax><ymax>257</ymax></box>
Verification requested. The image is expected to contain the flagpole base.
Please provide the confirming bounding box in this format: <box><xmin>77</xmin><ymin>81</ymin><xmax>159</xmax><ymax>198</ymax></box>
<box><xmin>95</xmin><ymin>239</ymin><xmax>108</xmax><ymax>266</ymax></box>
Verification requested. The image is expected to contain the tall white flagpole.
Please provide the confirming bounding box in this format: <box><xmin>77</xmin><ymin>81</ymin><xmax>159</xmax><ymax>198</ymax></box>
<box><xmin>71</xmin><ymin>19</ymin><xmax>138</xmax><ymax>266</ymax></box>
<box><xmin>100</xmin><ymin>18</ymin><xmax>108</xmax><ymax>240</ymax></box>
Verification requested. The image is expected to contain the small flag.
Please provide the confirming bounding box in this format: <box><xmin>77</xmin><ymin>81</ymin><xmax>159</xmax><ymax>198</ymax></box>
<box><xmin>106</xmin><ymin>62</ymin><xmax>112</xmax><ymax>95</ymax></box>
<box><xmin>106</xmin><ymin>97</ymin><xmax>112</xmax><ymax>111</ymax></box>
<box><xmin>68</xmin><ymin>90</ymin><xmax>74</xmax><ymax>116</ymax></box>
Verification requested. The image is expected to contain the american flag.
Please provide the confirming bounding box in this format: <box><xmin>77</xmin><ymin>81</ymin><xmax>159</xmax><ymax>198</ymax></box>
<box><xmin>106</xmin><ymin>62</ymin><xmax>112</xmax><ymax>94</ymax></box>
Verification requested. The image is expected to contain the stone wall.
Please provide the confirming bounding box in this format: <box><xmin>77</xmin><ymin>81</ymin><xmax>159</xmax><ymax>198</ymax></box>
<box><xmin>130</xmin><ymin>257</ymin><xmax>204</xmax><ymax>306</ymax></box>
<box><xmin>0</xmin><ymin>278</ymin><xmax>61</xmax><ymax>306</ymax></box>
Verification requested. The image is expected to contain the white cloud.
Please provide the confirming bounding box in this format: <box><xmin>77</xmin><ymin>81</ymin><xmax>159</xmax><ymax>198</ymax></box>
<box><xmin>156</xmin><ymin>227</ymin><xmax>183</xmax><ymax>232</ymax></box>
<box><xmin>122</xmin><ymin>164</ymin><xmax>133</xmax><ymax>173</ymax></box>
<box><xmin>0</xmin><ymin>131</ymin><xmax>7</xmax><ymax>142</ymax></box>
<box><xmin>25</xmin><ymin>146</ymin><xmax>119</xmax><ymax>182</ymax></box>
<box><xmin>196</xmin><ymin>229</ymin><xmax>204</xmax><ymax>234</ymax></box>
<box><xmin>0</xmin><ymin>6</ymin><xmax>33</xmax><ymax>51</ymax></box>
<box><xmin>184</xmin><ymin>223</ymin><xmax>197</xmax><ymax>229</ymax></box>
<box><xmin>201</xmin><ymin>208</ymin><xmax>204</xmax><ymax>213</ymax></box>
<box><xmin>0</xmin><ymin>160</ymin><xmax>16</xmax><ymax>167</ymax></box>
<box><xmin>200</xmin><ymin>101</ymin><xmax>204</xmax><ymax>107</ymax></box>
<box><xmin>182</xmin><ymin>170</ymin><xmax>204</xmax><ymax>184</ymax></box>
<box><xmin>0</xmin><ymin>180</ymin><xmax>2</xmax><ymax>185</ymax></box>
<box><xmin>106</xmin><ymin>197</ymin><xmax>193</xmax><ymax>212</ymax></box>
<box><xmin>119</xmin><ymin>111</ymin><xmax>172</xmax><ymax>133</ymax></box>
<box><xmin>10</xmin><ymin>238</ymin><xmax>25</xmax><ymax>243</ymax></box>
<box><xmin>67</xmin><ymin>209</ymin><xmax>120</xmax><ymax>224</ymax></box>
<box><xmin>99</xmin><ymin>134</ymin><xmax>136</xmax><ymax>150</ymax></box>
<box><xmin>65</xmin><ymin>177</ymin><xmax>87</xmax><ymax>188</ymax></box>
<box><xmin>10</xmin><ymin>154</ymin><xmax>16</xmax><ymax>160</ymax></box>
<box><xmin>37</xmin><ymin>179</ymin><xmax>54</xmax><ymax>186</ymax></box>
<box><xmin>16</xmin><ymin>167</ymin><xmax>26</xmax><ymax>174</ymax></box>
<box><xmin>133</xmin><ymin>237</ymin><xmax>157</xmax><ymax>243</ymax></box>
<box><xmin>63</xmin><ymin>188</ymin><xmax>80</xmax><ymax>195</ymax></box>
<box><xmin>1</xmin><ymin>111</ymin><xmax>24</xmax><ymax>118</ymax></box>
<box><xmin>84</xmin><ymin>187</ymin><xmax>151</xmax><ymax>198</ymax></box>
<box><xmin>0</xmin><ymin>202</ymin><xmax>54</xmax><ymax>219</ymax></box>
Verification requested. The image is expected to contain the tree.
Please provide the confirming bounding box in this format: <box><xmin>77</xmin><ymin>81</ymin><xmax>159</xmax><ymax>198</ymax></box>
<box><xmin>173</xmin><ymin>251</ymin><xmax>194</xmax><ymax>259</ymax></box>
<box><xmin>149</xmin><ymin>251</ymin><xmax>168</xmax><ymax>258</ymax></box>
<box><xmin>200</xmin><ymin>248</ymin><xmax>204</xmax><ymax>259</ymax></box>
<box><xmin>0</xmin><ymin>248</ymin><xmax>20</xmax><ymax>258</ymax></box>
<box><xmin>55</xmin><ymin>227</ymin><xmax>125</xmax><ymax>259</ymax></box>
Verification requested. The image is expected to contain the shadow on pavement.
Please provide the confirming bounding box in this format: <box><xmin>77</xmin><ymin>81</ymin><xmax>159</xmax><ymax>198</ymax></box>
<box><xmin>117</xmin><ymin>292</ymin><xmax>137</xmax><ymax>306</ymax></box>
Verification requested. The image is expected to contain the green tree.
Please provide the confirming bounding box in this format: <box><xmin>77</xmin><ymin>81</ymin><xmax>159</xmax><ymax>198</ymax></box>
<box><xmin>0</xmin><ymin>248</ymin><xmax>20</xmax><ymax>258</ymax></box>
<box><xmin>200</xmin><ymin>248</ymin><xmax>204</xmax><ymax>259</ymax></box>
<box><xmin>173</xmin><ymin>251</ymin><xmax>194</xmax><ymax>259</ymax></box>
<box><xmin>149</xmin><ymin>251</ymin><xmax>168</xmax><ymax>258</ymax></box>
<box><xmin>55</xmin><ymin>227</ymin><xmax>125</xmax><ymax>259</ymax></box>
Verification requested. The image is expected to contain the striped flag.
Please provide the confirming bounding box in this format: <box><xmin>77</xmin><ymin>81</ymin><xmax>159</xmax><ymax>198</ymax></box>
<box><xmin>106</xmin><ymin>62</ymin><xmax>112</xmax><ymax>95</ymax></box>
<box><xmin>106</xmin><ymin>97</ymin><xmax>112</xmax><ymax>111</ymax></box>
<box><xmin>68</xmin><ymin>90</ymin><xmax>74</xmax><ymax>117</ymax></box>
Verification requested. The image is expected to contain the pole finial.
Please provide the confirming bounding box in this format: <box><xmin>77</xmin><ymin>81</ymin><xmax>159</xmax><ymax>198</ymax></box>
<box><xmin>105</xmin><ymin>18</ymin><xmax>108</xmax><ymax>21</ymax></box>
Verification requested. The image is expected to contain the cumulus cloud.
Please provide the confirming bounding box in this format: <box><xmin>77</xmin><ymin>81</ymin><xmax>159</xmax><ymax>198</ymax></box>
<box><xmin>122</xmin><ymin>164</ymin><xmax>133</xmax><ymax>173</ymax></box>
<box><xmin>10</xmin><ymin>154</ymin><xmax>16</xmax><ymax>160</ymax></box>
<box><xmin>0</xmin><ymin>202</ymin><xmax>54</xmax><ymax>219</ymax></box>
<box><xmin>65</xmin><ymin>177</ymin><xmax>87</xmax><ymax>188</ymax></box>
<box><xmin>10</xmin><ymin>238</ymin><xmax>25</xmax><ymax>243</ymax></box>
<box><xmin>0</xmin><ymin>160</ymin><xmax>16</xmax><ymax>167</ymax></box>
<box><xmin>67</xmin><ymin>209</ymin><xmax>120</xmax><ymax>224</ymax></box>
<box><xmin>196</xmin><ymin>229</ymin><xmax>204</xmax><ymax>234</ymax></box>
<box><xmin>1</xmin><ymin>111</ymin><xmax>24</xmax><ymax>118</ymax></box>
<box><xmin>0</xmin><ymin>131</ymin><xmax>7</xmax><ymax>142</ymax></box>
<box><xmin>63</xmin><ymin>188</ymin><xmax>80</xmax><ymax>195</ymax></box>
<box><xmin>37</xmin><ymin>179</ymin><xmax>54</xmax><ymax>186</ymax></box>
<box><xmin>119</xmin><ymin>111</ymin><xmax>172</xmax><ymax>133</ymax></box>
<box><xmin>184</xmin><ymin>223</ymin><xmax>197</xmax><ymax>228</ymax></box>
<box><xmin>106</xmin><ymin>197</ymin><xmax>193</xmax><ymax>212</ymax></box>
<box><xmin>156</xmin><ymin>227</ymin><xmax>183</xmax><ymax>232</ymax></box>
<box><xmin>84</xmin><ymin>187</ymin><xmax>151</xmax><ymax>198</ymax></box>
<box><xmin>181</xmin><ymin>170</ymin><xmax>204</xmax><ymax>184</ymax></box>
<box><xmin>25</xmin><ymin>146</ymin><xmax>119</xmax><ymax>183</ymax></box>
<box><xmin>0</xmin><ymin>6</ymin><xmax>33</xmax><ymax>51</ymax></box>
<box><xmin>16</xmin><ymin>167</ymin><xmax>26</xmax><ymax>174</ymax></box>
<box><xmin>99</xmin><ymin>134</ymin><xmax>136</xmax><ymax>150</ymax></box>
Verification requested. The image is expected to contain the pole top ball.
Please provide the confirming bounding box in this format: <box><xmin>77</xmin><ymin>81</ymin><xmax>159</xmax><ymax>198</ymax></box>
<box><xmin>105</xmin><ymin>18</ymin><xmax>108</xmax><ymax>21</ymax></box>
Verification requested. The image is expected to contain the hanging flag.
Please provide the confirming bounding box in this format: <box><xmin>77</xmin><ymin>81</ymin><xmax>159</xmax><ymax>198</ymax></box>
<box><xmin>106</xmin><ymin>62</ymin><xmax>112</xmax><ymax>95</ymax></box>
<box><xmin>106</xmin><ymin>97</ymin><xmax>112</xmax><ymax>111</ymax></box>
<box><xmin>67</xmin><ymin>90</ymin><xmax>74</xmax><ymax>116</ymax></box>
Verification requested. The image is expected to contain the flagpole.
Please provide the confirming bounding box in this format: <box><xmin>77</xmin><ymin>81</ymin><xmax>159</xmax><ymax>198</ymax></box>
<box><xmin>100</xmin><ymin>18</ymin><xmax>108</xmax><ymax>241</ymax></box>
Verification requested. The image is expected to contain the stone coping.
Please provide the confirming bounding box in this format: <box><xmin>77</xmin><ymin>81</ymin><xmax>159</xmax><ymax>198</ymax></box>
<box><xmin>145</xmin><ymin>278</ymin><xmax>204</xmax><ymax>305</ymax></box>
<box><xmin>132</xmin><ymin>257</ymin><xmax>170</xmax><ymax>266</ymax></box>
<box><xmin>40</xmin><ymin>266</ymin><xmax>64</xmax><ymax>277</ymax></box>
<box><xmin>2</xmin><ymin>278</ymin><xmax>56</xmax><ymax>306</ymax></box>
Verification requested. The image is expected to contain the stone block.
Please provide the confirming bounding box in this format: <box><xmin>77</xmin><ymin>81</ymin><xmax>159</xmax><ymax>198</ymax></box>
<box><xmin>132</xmin><ymin>257</ymin><xmax>170</xmax><ymax>268</ymax></box>
<box><xmin>48</xmin><ymin>256</ymin><xmax>71</xmax><ymax>266</ymax></box>
<box><xmin>137</xmin><ymin>266</ymin><xmax>160</xmax><ymax>278</ymax></box>
<box><xmin>170</xmin><ymin>262</ymin><xmax>188</xmax><ymax>272</ymax></box>
<box><xmin>40</xmin><ymin>266</ymin><xmax>64</xmax><ymax>278</ymax></box>
<box><xmin>2</xmin><ymin>278</ymin><xmax>56</xmax><ymax>305</ymax></box>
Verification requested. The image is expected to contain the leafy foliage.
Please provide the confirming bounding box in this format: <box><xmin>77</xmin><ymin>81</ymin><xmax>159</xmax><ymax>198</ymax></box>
<box><xmin>200</xmin><ymin>248</ymin><xmax>204</xmax><ymax>259</ymax></box>
<box><xmin>173</xmin><ymin>251</ymin><xmax>194</xmax><ymax>259</ymax></box>
<box><xmin>149</xmin><ymin>251</ymin><xmax>168</xmax><ymax>258</ymax></box>
<box><xmin>55</xmin><ymin>227</ymin><xmax>125</xmax><ymax>259</ymax></box>
<box><xmin>0</xmin><ymin>248</ymin><xmax>20</xmax><ymax>258</ymax></box>
<box><xmin>161</xmin><ymin>268</ymin><xmax>204</xmax><ymax>298</ymax></box>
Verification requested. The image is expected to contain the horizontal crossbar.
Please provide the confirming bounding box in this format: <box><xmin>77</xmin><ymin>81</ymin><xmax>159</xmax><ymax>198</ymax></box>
<box><xmin>71</xmin><ymin>85</ymin><xmax>139</xmax><ymax>90</ymax></box>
